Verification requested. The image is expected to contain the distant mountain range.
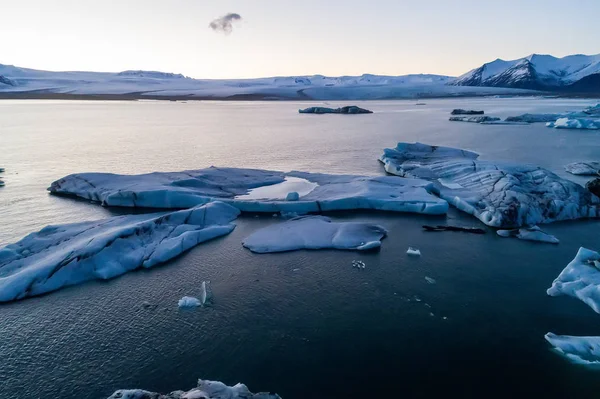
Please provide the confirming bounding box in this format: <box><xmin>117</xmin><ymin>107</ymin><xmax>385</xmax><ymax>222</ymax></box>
<box><xmin>452</xmin><ymin>54</ymin><xmax>600</xmax><ymax>92</ymax></box>
<box><xmin>1</xmin><ymin>53</ymin><xmax>599</xmax><ymax>100</ymax></box>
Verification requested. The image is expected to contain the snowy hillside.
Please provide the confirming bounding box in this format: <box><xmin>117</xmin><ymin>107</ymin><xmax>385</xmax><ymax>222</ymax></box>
<box><xmin>0</xmin><ymin>63</ymin><xmax>533</xmax><ymax>100</ymax></box>
<box><xmin>453</xmin><ymin>53</ymin><xmax>600</xmax><ymax>90</ymax></box>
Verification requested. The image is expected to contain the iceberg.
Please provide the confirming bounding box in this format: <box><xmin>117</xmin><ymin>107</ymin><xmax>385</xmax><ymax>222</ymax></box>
<box><xmin>298</xmin><ymin>105</ymin><xmax>373</xmax><ymax>114</ymax></box>
<box><xmin>583</xmin><ymin>103</ymin><xmax>600</xmax><ymax>116</ymax></box>
<box><xmin>178</xmin><ymin>296</ymin><xmax>201</xmax><ymax>308</ymax></box>
<box><xmin>505</xmin><ymin>113</ymin><xmax>564</xmax><ymax>123</ymax></box>
<box><xmin>545</xmin><ymin>333</ymin><xmax>600</xmax><ymax>366</ymax></box>
<box><xmin>242</xmin><ymin>215</ymin><xmax>387</xmax><ymax>253</ymax></box>
<box><xmin>379</xmin><ymin>142</ymin><xmax>600</xmax><ymax>228</ymax></box>
<box><xmin>49</xmin><ymin>167</ymin><xmax>449</xmax><ymax>215</ymax></box>
<box><xmin>449</xmin><ymin>116</ymin><xmax>500</xmax><ymax>123</ymax></box>
<box><xmin>496</xmin><ymin>226</ymin><xmax>559</xmax><ymax>244</ymax></box>
<box><xmin>565</xmin><ymin>162</ymin><xmax>600</xmax><ymax>176</ymax></box>
<box><xmin>0</xmin><ymin>202</ymin><xmax>240</xmax><ymax>302</ymax></box>
<box><xmin>451</xmin><ymin>109</ymin><xmax>484</xmax><ymax>115</ymax></box>
<box><xmin>547</xmin><ymin>118</ymin><xmax>600</xmax><ymax>130</ymax></box>
<box><xmin>547</xmin><ymin>247</ymin><xmax>600</xmax><ymax>313</ymax></box>
<box><xmin>107</xmin><ymin>378</ymin><xmax>282</xmax><ymax>399</ymax></box>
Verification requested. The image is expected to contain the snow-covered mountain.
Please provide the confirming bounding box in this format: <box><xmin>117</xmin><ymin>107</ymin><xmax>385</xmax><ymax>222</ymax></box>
<box><xmin>453</xmin><ymin>53</ymin><xmax>600</xmax><ymax>90</ymax></box>
<box><xmin>0</xmin><ymin>63</ymin><xmax>533</xmax><ymax>100</ymax></box>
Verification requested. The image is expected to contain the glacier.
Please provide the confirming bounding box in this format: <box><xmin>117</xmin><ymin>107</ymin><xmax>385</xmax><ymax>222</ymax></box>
<box><xmin>547</xmin><ymin>118</ymin><xmax>600</xmax><ymax>130</ymax></box>
<box><xmin>49</xmin><ymin>167</ymin><xmax>449</xmax><ymax>215</ymax></box>
<box><xmin>242</xmin><ymin>215</ymin><xmax>387</xmax><ymax>253</ymax></box>
<box><xmin>547</xmin><ymin>247</ymin><xmax>600</xmax><ymax>314</ymax></box>
<box><xmin>545</xmin><ymin>333</ymin><xmax>600</xmax><ymax>366</ymax></box>
<box><xmin>565</xmin><ymin>162</ymin><xmax>600</xmax><ymax>176</ymax></box>
<box><xmin>107</xmin><ymin>378</ymin><xmax>281</xmax><ymax>399</ymax></box>
<box><xmin>496</xmin><ymin>226</ymin><xmax>559</xmax><ymax>244</ymax></box>
<box><xmin>0</xmin><ymin>202</ymin><xmax>240</xmax><ymax>302</ymax></box>
<box><xmin>379</xmin><ymin>142</ymin><xmax>600</xmax><ymax>228</ymax></box>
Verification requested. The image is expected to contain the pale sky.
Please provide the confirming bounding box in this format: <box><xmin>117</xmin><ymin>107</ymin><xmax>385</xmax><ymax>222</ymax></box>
<box><xmin>1</xmin><ymin>0</ymin><xmax>599</xmax><ymax>79</ymax></box>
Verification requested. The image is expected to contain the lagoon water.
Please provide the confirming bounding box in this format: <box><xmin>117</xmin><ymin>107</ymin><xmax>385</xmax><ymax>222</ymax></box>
<box><xmin>1</xmin><ymin>98</ymin><xmax>600</xmax><ymax>398</ymax></box>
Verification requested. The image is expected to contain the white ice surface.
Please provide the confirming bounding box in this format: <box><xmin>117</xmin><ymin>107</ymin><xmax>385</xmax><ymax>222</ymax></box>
<box><xmin>49</xmin><ymin>167</ymin><xmax>449</xmax><ymax>215</ymax></box>
<box><xmin>107</xmin><ymin>378</ymin><xmax>281</xmax><ymax>399</ymax></box>
<box><xmin>496</xmin><ymin>226</ymin><xmax>559</xmax><ymax>244</ymax></box>
<box><xmin>0</xmin><ymin>202</ymin><xmax>240</xmax><ymax>302</ymax></box>
<box><xmin>379</xmin><ymin>142</ymin><xmax>600</xmax><ymax>228</ymax></box>
<box><xmin>565</xmin><ymin>162</ymin><xmax>600</xmax><ymax>176</ymax></box>
<box><xmin>545</xmin><ymin>333</ymin><xmax>600</xmax><ymax>366</ymax></box>
<box><xmin>547</xmin><ymin>118</ymin><xmax>600</xmax><ymax>130</ymax></box>
<box><xmin>242</xmin><ymin>215</ymin><xmax>387</xmax><ymax>253</ymax></box>
<box><xmin>547</xmin><ymin>247</ymin><xmax>600</xmax><ymax>314</ymax></box>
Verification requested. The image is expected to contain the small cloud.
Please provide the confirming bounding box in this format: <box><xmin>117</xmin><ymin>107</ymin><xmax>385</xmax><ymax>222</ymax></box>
<box><xmin>209</xmin><ymin>13</ymin><xmax>242</xmax><ymax>34</ymax></box>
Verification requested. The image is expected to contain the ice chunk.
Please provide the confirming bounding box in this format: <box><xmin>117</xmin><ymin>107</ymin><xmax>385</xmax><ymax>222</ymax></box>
<box><xmin>505</xmin><ymin>113</ymin><xmax>563</xmax><ymax>123</ymax></box>
<box><xmin>379</xmin><ymin>142</ymin><xmax>600</xmax><ymax>228</ymax></box>
<box><xmin>352</xmin><ymin>260</ymin><xmax>366</xmax><ymax>269</ymax></box>
<box><xmin>107</xmin><ymin>378</ymin><xmax>281</xmax><ymax>399</ymax></box>
<box><xmin>49</xmin><ymin>167</ymin><xmax>449</xmax><ymax>215</ymax></box>
<box><xmin>200</xmin><ymin>280</ymin><xmax>212</xmax><ymax>305</ymax></box>
<box><xmin>298</xmin><ymin>105</ymin><xmax>372</xmax><ymax>114</ymax></box>
<box><xmin>0</xmin><ymin>202</ymin><xmax>240</xmax><ymax>302</ymax></box>
<box><xmin>407</xmin><ymin>247</ymin><xmax>421</xmax><ymax>256</ymax></box>
<box><xmin>242</xmin><ymin>215</ymin><xmax>387</xmax><ymax>253</ymax></box>
<box><xmin>547</xmin><ymin>247</ymin><xmax>600</xmax><ymax>313</ymax></box>
<box><xmin>565</xmin><ymin>162</ymin><xmax>600</xmax><ymax>176</ymax></box>
<box><xmin>547</xmin><ymin>118</ymin><xmax>600</xmax><ymax>130</ymax></box>
<box><xmin>497</xmin><ymin>226</ymin><xmax>559</xmax><ymax>244</ymax></box>
<box><xmin>545</xmin><ymin>333</ymin><xmax>600</xmax><ymax>366</ymax></box>
<box><xmin>178</xmin><ymin>296</ymin><xmax>201</xmax><ymax>308</ymax></box>
<box><xmin>451</xmin><ymin>109</ymin><xmax>484</xmax><ymax>115</ymax></box>
<box><xmin>449</xmin><ymin>116</ymin><xmax>500</xmax><ymax>123</ymax></box>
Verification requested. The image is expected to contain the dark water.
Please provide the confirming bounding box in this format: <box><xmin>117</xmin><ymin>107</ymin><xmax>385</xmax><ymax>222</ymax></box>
<box><xmin>1</xmin><ymin>99</ymin><xmax>600</xmax><ymax>398</ymax></box>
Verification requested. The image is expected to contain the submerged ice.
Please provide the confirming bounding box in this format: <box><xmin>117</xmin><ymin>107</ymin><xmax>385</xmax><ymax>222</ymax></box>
<box><xmin>545</xmin><ymin>333</ymin><xmax>600</xmax><ymax>366</ymax></box>
<box><xmin>49</xmin><ymin>167</ymin><xmax>449</xmax><ymax>215</ymax></box>
<box><xmin>0</xmin><ymin>202</ymin><xmax>239</xmax><ymax>302</ymax></box>
<box><xmin>547</xmin><ymin>247</ymin><xmax>600</xmax><ymax>314</ymax></box>
<box><xmin>242</xmin><ymin>215</ymin><xmax>387</xmax><ymax>253</ymax></box>
<box><xmin>107</xmin><ymin>378</ymin><xmax>281</xmax><ymax>399</ymax></box>
<box><xmin>379</xmin><ymin>142</ymin><xmax>600</xmax><ymax>228</ymax></box>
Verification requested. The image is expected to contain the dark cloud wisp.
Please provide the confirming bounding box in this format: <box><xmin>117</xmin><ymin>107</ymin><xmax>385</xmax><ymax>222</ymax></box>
<box><xmin>209</xmin><ymin>13</ymin><xmax>242</xmax><ymax>34</ymax></box>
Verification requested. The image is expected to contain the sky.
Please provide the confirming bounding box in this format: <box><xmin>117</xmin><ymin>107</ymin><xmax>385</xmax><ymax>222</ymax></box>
<box><xmin>1</xmin><ymin>0</ymin><xmax>599</xmax><ymax>79</ymax></box>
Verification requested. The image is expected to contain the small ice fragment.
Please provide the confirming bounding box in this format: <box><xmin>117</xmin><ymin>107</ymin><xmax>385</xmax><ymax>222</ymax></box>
<box><xmin>292</xmin><ymin>268</ymin><xmax>300</xmax><ymax>272</ymax></box>
<box><xmin>425</xmin><ymin>276</ymin><xmax>436</xmax><ymax>284</ymax></box>
<box><xmin>407</xmin><ymin>247</ymin><xmax>421</xmax><ymax>256</ymax></box>
<box><xmin>285</xmin><ymin>191</ymin><xmax>299</xmax><ymax>201</ymax></box>
<box><xmin>178</xmin><ymin>296</ymin><xmax>201</xmax><ymax>308</ymax></box>
<box><xmin>200</xmin><ymin>280</ymin><xmax>212</xmax><ymax>306</ymax></box>
<box><xmin>414</xmin><ymin>296</ymin><xmax>422</xmax><ymax>302</ymax></box>
<box><xmin>429</xmin><ymin>312</ymin><xmax>435</xmax><ymax>317</ymax></box>
<box><xmin>351</xmin><ymin>260</ymin><xmax>366</xmax><ymax>269</ymax></box>
<box><xmin>442</xmin><ymin>316</ymin><xmax>448</xmax><ymax>320</ymax></box>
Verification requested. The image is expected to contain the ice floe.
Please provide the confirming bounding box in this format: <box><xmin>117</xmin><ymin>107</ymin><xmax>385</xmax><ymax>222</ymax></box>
<box><xmin>242</xmin><ymin>215</ymin><xmax>387</xmax><ymax>253</ymax></box>
<box><xmin>49</xmin><ymin>167</ymin><xmax>449</xmax><ymax>215</ymax></box>
<box><xmin>298</xmin><ymin>105</ymin><xmax>372</xmax><ymax>114</ymax></box>
<box><xmin>0</xmin><ymin>202</ymin><xmax>239</xmax><ymax>302</ymax></box>
<box><xmin>547</xmin><ymin>247</ymin><xmax>600</xmax><ymax>313</ymax></box>
<box><xmin>547</xmin><ymin>118</ymin><xmax>600</xmax><ymax>130</ymax></box>
<box><xmin>451</xmin><ymin>109</ymin><xmax>484</xmax><ymax>115</ymax></box>
<box><xmin>565</xmin><ymin>162</ymin><xmax>600</xmax><ymax>176</ymax></box>
<box><xmin>107</xmin><ymin>378</ymin><xmax>281</xmax><ymax>399</ymax></box>
<box><xmin>497</xmin><ymin>226</ymin><xmax>559</xmax><ymax>244</ymax></box>
<box><xmin>545</xmin><ymin>333</ymin><xmax>600</xmax><ymax>366</ymax></box>
<box><xmin>379</xmin><ymin>142</ymin><xmax>600</xmax><ymax>228</ymax></box>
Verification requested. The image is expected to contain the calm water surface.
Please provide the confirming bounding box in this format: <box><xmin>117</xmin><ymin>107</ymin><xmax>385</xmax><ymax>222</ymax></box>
<box><xmin>1</xmin><ymin>98</ymin><xmax>600</xmax><ymax>398</ymax></box>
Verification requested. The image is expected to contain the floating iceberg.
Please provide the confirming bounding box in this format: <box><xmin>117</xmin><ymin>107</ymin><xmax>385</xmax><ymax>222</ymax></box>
<box><xmin>178</xmin><ymin>296</ymin><xmax>201</xmax><ymax>308</ymax></box>
<box><xmin>545</xmin><ymin>333</ymin><xmax>600</xmax><ymax>366</ymax></box>
<box><xmin>107</xmin><ymin>378</ymin><xmax>281</xmax><ymax>399</ymax></box>
<box><xmin>451</xmin><ymin>109</ymin><xmax>484</xmax><ymax>115</ymax></box>
<box><xmin>298</xmin><ymin>105</ymin><xmax>372</xmax><ymax>114</ymax></box>
<box><xmin>242</xmin><ymin>215</ymin><xmax>387</xmax><ymax>253</ymax></box>
<box><xmin>379</xmin><ymin>142</ymin><xmax>600</xmax><ymax>228</ymax></box>
<box><xmin>547</xmin><ymin>247</ymin><xmax>600</xmax><ymax>314</ymax></box>
<box><xmin>565</xmin><ymin>162</ymin><xmax>600</xmax><ymax>176</ymax></box>
<box><xmin>505</xmin><ymin>113</ymin><xmax>564</xmax><ymax>123</ymax></box>
<box><xmin>0</xmin><ymin>202</ymin><xmax>240</xmax><ymax>302</ymax></box>
<box><xmin>449</xmin><ymin>116</ymin><xmax>500</xmax><ymax>123</ymax></box>
<box><xmin>547</xmin><ymin>118</ymin><xmax>600</xmax><ymax>130</ymax></box>
<box><xmin>497</xmin><ymin>226</ymin><xmax>559</xmax><ymax>244</ymax></box>
<box><xmin>49</xmin><ymin>167</ymin><xmax>449</xmax><ymax>215</ymax></box>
